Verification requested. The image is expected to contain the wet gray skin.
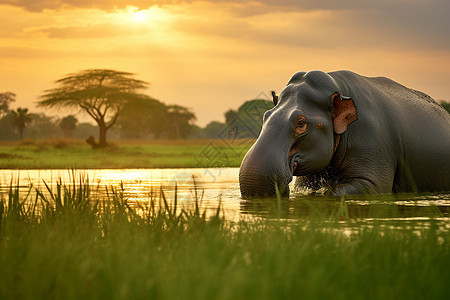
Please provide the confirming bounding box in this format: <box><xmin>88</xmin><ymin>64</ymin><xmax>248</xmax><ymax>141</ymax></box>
<box><xmin>239</xmin><ymin>70</ymin><xmax>450</xmax><ymax>198</ymax></box>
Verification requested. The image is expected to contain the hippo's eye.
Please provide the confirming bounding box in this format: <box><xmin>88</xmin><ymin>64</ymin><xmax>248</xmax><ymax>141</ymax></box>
<box><xmin>295</xmin><ymin>118</ymin><xmax>307</xmax><ymax>135</ymax></box>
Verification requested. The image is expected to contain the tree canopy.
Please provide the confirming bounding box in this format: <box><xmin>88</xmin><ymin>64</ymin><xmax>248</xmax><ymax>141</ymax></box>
<box><xmin>224</xmin><ymin>99</ymin><xmax>273</xmax><ymax>138</ymax></box>
<box><xmin>116</xmin><ymin>97</ymin><xmax>168</xmax><ymax>139</ymax></box>
<box><xmin>38</xmin><ymin>69</ymin><xmax>150</xmax><ymax>147</ymax></box>
<box><xmin>440</xmin><ymin>101</ymin><xmax>450</xmax><ymax>113</ymax></box>
<box><xmin>0</xmin><ymin>92</ymin><xmax>15</xmax><ymax>117</ymax></box>
<box><xmin>59</xmin><ymin>115</ymin><xmax>78</xmax><ymax>138</ymax></box>
<box><xmin>167</xmin><ymin>105</ymin><xmax>197</xmax><ymax>139</ymax></box>
<box><xmin>115</xmin><ymin>99</ymin><xmax>197</xmax><ymax>140</ymax></box>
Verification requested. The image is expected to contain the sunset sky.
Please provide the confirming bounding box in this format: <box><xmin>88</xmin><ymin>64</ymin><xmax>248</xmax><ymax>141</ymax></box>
<box><xmin>1</xmin><ymin>0</ymin><xmax>449</xmax><ymax>126</ymax></box>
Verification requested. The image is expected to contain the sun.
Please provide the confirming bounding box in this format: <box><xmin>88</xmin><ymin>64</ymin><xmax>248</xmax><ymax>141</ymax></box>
<box><xmin>132</xmin><ymin>10</ymin><xmax>148</xmax><ymax>22</ymax></box>
<box><xmin>123</xmin><ymin>6</ymin><xmax>150</xmax><ymax>23</ymax></box>
<box><xmin>115</xmin><ymin>6</ymin><xmax>170</xmax><ymax>26</ymax></box>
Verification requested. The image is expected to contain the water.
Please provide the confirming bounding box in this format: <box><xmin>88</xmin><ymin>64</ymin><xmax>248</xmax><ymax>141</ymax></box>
<box><xmin>1</xmin><ymin>168</ymin><xmax>449</xmax><ymax>228</ymax></box>
<box><xmin>0</xmin><ymin>168</ymin><xmax>243</xmax><ymax>220</ymax></box>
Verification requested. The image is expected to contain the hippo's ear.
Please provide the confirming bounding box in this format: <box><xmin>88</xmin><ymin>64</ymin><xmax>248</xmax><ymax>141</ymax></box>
<box><xmin>331</xmin><ymin>93</ymin><xmax>358</xmax><ymax>134</ymax></box>
<box><xmin>271</xmin><ymin>91</ymin><xmax>278</xmax><ymax>106</ymax></box>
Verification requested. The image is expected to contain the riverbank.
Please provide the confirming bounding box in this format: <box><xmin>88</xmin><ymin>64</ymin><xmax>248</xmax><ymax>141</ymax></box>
<box><xmin>0</xmin><ymin>139</ymin><xmax>253</xmax><ymax>169</ymax></box>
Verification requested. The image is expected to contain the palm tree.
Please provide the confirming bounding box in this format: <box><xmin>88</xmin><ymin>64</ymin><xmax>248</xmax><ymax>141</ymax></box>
<box><xmin>11</xmin><ymin>107</ymin><xmax>32</xmax><ymax>139</ymax></box>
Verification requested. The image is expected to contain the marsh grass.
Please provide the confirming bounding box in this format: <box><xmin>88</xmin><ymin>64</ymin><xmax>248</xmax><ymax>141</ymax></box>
<box><xmin>0</xmin><ymin>178</ymin><xmax>449</xmax><ymax>299</ymax></box>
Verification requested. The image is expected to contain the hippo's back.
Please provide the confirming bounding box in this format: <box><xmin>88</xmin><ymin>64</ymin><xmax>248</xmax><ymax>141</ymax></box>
<box><xmin>366</xmin><ymin>74</ymin><xmax>450</xmax><ymax>192</ymax></box>
<box><xmin>331</xmin><ymin>71</ymin><xmax>450</xmax><ymax>192</ymax></box>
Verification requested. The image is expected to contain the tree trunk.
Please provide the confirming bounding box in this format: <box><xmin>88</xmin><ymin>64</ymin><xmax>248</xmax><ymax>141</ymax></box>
<box><xmin>18</xmin><ymin>124</ymin><xmax>25</xmax><ymax>140</ymax></box>
<box><xmin>174</xmin><ymin>122</ymin><xmax>181</xmax><ymax>139</ymax></box>
<box><xmin>98</xmin><ymin>122</ymin><xmax>107</xmax><ymax>148</ymax></box>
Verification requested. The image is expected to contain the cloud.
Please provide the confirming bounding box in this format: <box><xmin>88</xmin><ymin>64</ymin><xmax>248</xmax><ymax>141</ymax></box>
<box><xmin>0</xmin><ymin>0</ymin><xmax>445</xmax><ymax>12</ymax></box>
<box><xmin>1</xmin><ymin>0</ymin><xmax>158</xmax><ymax>11</ymax></box>
<box><xmin>167</xmin><ymin>1</ymin><xmax>450</xmax><ymax>51</ymax></box>
<box><xmin>30</xmin><ymin>23</ymin><xmax>148</xmax><ymax>39</ymax></box>
<box><xmin>1</xmin><ymin>0</ymin><xmax>448</xmax><ymax>51</ymax></box>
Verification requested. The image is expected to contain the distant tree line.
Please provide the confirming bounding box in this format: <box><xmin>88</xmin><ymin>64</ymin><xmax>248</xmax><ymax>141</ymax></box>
<box><xmin>0</xmin><ymin>93</ymin><xmax>274</xmax><ymax>144</ymax></box>
<box><xmin>115</xmin><ymin>98</ymin><xmax>196</xmax><ymax>140</ymax></box>
<box><xmin>0</xmin><ymin>107</ymin><xmax>98</xmax><ymax>141</ymax></box>
<box><xmin>0</xmin><ymin>93</ymin><xmax>197</xmax><ymax>142</ymax></box>
<box><xmin>0</xmin><ymin>69</ymin><xmax>198</xmax><ymax>146</ymax></box>
<box><xmin>197</xmin><ymin>99</ymin><xmax>274</xmax><ymax>139</ymax></box>
<box><xmin>0</xmin><ymin>69</ymin><xmax>276</xmax><ymax>146</ymax></box>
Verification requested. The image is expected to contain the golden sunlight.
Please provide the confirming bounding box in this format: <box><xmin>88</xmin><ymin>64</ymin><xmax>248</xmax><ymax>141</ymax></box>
<box><xmin>117</xmin><ymin>6</ymin><xmax>171</xmax><ymax>27</ymax></box>
<box><xmin>124</xmin><ymin>6</ymin><xmax>166</xmax><ymax>24</ymax></box>
<box><xmin>130</xmin><ymin>8</ymin><xmax>149</xmax><ymax>23</ymax></box>
<box><xmin>133</xmin><ymin>10</ymin><xmax>147</xmax><ymax>22</ymax></box>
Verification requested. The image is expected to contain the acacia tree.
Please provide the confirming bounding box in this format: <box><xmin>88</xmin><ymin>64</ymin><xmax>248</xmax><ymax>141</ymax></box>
<box><xmin>38</xmin><ymin>69</ymin><xmax>149</xmax><ymax>147</ymax></box>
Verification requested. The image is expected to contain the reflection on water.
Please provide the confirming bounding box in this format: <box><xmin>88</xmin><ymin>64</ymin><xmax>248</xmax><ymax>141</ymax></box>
<box><xmin>0</xmin><ymin>168</ymin><xmax>242</xmax><ymax>220</ymax></box>
<box><xmin>241</xmin><ymin>195</ymin><xmax>450</xmax><ymax>233</ymax></box>
<box><xmin>1</xmin><ymin>168</ymin><xmax>449</xmax><ymax>228</ymax></box>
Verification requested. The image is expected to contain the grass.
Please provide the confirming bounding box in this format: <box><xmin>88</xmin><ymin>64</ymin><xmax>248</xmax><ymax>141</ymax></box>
<box><xmin>0</xmin><ymin>139</ymin><xmax>253</xmax><ymax>169</ymax></box>
<box><xmin>0</xmin><ymin>178</ymin><xmax>449</xmax><ymax>299</ymax></box>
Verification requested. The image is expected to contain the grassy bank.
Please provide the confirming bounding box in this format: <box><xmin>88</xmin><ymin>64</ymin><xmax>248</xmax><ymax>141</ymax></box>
<box><xmin>0</xmin><ymin>139</ymin><xmax>253</xmax><ymax>169</ymax></box>
<box><xmin>0</xmin><ymin>179</ymin><xmax>449</xmax><ymax>299</ymax></box>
